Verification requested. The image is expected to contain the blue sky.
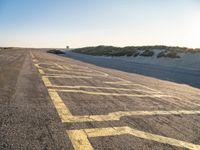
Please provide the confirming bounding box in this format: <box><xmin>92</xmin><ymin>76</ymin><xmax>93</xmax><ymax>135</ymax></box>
<box><xmin>0</xmin><ymin>0</ymin><xmax>200</xmax><ymax>48</ymax></box>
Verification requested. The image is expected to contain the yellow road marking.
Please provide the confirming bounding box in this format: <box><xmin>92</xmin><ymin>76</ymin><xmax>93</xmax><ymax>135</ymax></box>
<box><xmin>40</xmin><ymin>71</ymin><xmax>108</xmax><ymax>77</ymax></box>
<box><xmin>42</xmin><ymin>68</ymin><xmax>64</xmax><ymax>72</ymax></box>
<box><xmin>33</xmin><ymin>59</ymin><xmax>38</xmax><ymax>62</ymax></box>
<box><xmin>34</xmin><ymin>63</ymin><xmax>41</xmax><ymax>69</ymax></box>
<box><xmin>61</xmin><ymin>72</ymin><xmax>108</xmax><ymax>77</ymax></box>
<box><xmin>47</xmin><ymin>85</ymin><xmax>160</xmax><ymax>93</ymax></box>
<box><xmin>42</xmin><ymin>76</ymin><xmax>52</xmax><ymax>86</ymax></box>
<box><xmin>49</xmin><ymin>89</ymin><xmax>170</xmax><ymax>98</ymax></box>
<box><xmin>62</xmin><ymin>110</ymin><xmax>200</xmax><ymax>122</ymax></box>
<box><xmin>38</xmin><ymin>69</ymin><xmax>45</xmax><ymax>74</ymax></box>
<box><xmin>62</xmin><ymin>65</ymin><xmax>70</xmax><ymax>70</ymax></box>
<box><xmin>68</xmin><ymin>64</ymin><xmax>89</xmax><ymax>69</ymax></box>
<box><xmin>35</xmin><ymin>64</ymin><xmax>62</xmax><ymax>71</ymax></box>
<box><xmin>48</xmin><ymin>90</ymin><xmax>72</xmax><ymax>118</ymax></box>
<box><xmin>35</xmin><ymin>63</ymin><xmax>109</xmax><ymax>77</ymax></box>
<box><xmin>67</xmin><ymin>130</ymin><xmax>93</xmax><ymax>150</ymax></box>
<box><xmin>44</xmin><ymin>68</ymin><xmax>92</xmax><ymax>73</ymax></box>
<box><xmin>43</xmin><ymin>75</ymin><xmax>92</xmax><ymax>79</ymax></box>
<box><xmin>105</xmin><ymin>81</ymin><xmax>160</xmax><ymax>92</ymax></box>
<box><xmin>54</xmin><ymin>63</ymin><xmax>65</xmax><ymax>70</ymax></box>
<box><xmin>41</xmin><ymin>73</ymin><xmax>73</xmax><ymax>121</ymax></box>
<box><xmin>69</xmin><ymin>69</ymin><xmax>94</xmax><ymax>73</ymax></box>
<box><xmin>40</xmin><ymin>64</ymin><xmax>101</xmax><ymax>73</ymax></box>
<box><xmin>67</xmin><ymin>126</ymin><xmax>200</xmax><ymax>150</ymax></box>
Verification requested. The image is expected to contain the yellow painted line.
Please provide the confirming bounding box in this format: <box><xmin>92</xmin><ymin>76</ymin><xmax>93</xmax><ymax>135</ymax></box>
<box><xmin>42</xmin><ymin>68</ymin><xmax>64</xmax><ymax>72</ymax></box>
<box><xmin>34</xmin><ymin>63</ymin><xmax>41</xmax><ymax>69</ymax></box>
<box><xmin>62</xmin><ymin>110</ymin><xmax>200</xmax><ymax>122</ymax></box>
<box><xmin>35</xmin><ymin>63</ymin><xmax>60</xmax><ymax>70</ymax></box>
<box><xmin>54</xmin><ymin>63</ymin><xmax>65</xmax><ymax>70</ymax></box>
<box><xmin>38</xmin><ymin>69</ymin><xmax>45</xmax><ymax>74</ymax></box>
<box><xmin>67</xmin><ymin>126</ymin><xmax>200</xmax><ymax>150</ymax></box>
<box><xmin>38</xmin><ymin>67</ymin><xmax>73</xmax><ymax>122</ymax></box>
<box><xmin>44</xmin><ymin>75</ymin><xmax>92</xmax><ymax>79</ymax></box>
<box><xmin>35</xmin><ymin>62</ymin><xmax>109</xmax><ymax>76</ymax></box>
<box><xmin>111</xmin><ymin>77</ymin><xmax>132</xmax><ymax>83</ymax></box>
<box><xmin>64</xmin><ymin>69</ymin><xmax>100</xmax><ymax>74</ymax></box>
<box><xmin>69</xmin><ymin>64</ymin><xmax>89</xmax><ymax>69</ymax></box>
<box><xmin>49</xmin><ymin>89</ymin><xmax>170</xmax><ymax>98</ymax></box>
<box><xmin>60</xmin><ymin>66</ymin><xmax>109</xmax><ymax>77</ymax></box>
<box><xmin>61</xmin><ymin>65</ymin><xmax>69</xmax><ymax>70</ymax></box>
<box><xmin>90</xmin><ymin>69</ymin><xmax>109</xmax><ymax>76</ymax></box>
<box><xmin>67</xmin><ymin>130</ymin><xmax>93</xmax><ymax>150</ymax></box>
<box><xmin>36</xmin><ymin>62</ymin><xmax>54</xmax><ymax>66</ymax></box>
<box><xmin>134</xmin><ymin>84</ymin><xmax>161</xmax><ymax>92</ymax></box>
<box><xmin>42</xmin><ymin>76</ymin><xmax>52</xmax><ymax>87</ymax></box>
<box><xmin>70</xmin><ymin>69</ymin><xmax>94</xmax><ymax>73</ymax></box>
<box><xmin>48</xmin><ymin>90</ymin><xmax>72</xmax><ymax>120</ymax></box>
<box><xmin>42</xmin><ymin>68</ymin><xmax>98</xmax><ymax>74</ymax></box>
<box><xmin>105</xmin><ymin>81</ymin><xmax>160</xmax><ymax>92</ymax></box>
<box><xmin>33</xmin><ymin>59</ymin><xmax>38</xmax><ymax>62</ymax></box>
<box><xmin>39</xmin><ymin>71</ymin><xmax>108</xmax><ymax>77</ymax></box>
<box><xmin>64</xmin><ymin>72</ymin><xmax>108</xmax><ymax>77</ymax></box>
<box><xmin>47</xmin><ymin>85</ymin><xmax>160</xmax><ymax>93</ymax></box>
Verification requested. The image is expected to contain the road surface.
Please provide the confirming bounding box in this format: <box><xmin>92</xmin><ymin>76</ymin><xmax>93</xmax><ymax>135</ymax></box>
<box><xmin>0</xmin><ymin>48</ymin><xmax>200</xmax><ymax>150</ymax></box>
<box><xmin>64</xmin><ymin>51</ymin><xmax>200</xmax><ymax>88</ymax></box>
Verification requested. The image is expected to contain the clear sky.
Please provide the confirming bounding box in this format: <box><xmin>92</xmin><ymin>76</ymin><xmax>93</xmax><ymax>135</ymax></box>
<box><xmin>0</xmin><ymin>0</ymin><xmax>200</xmax><ymax>48</ymax></box>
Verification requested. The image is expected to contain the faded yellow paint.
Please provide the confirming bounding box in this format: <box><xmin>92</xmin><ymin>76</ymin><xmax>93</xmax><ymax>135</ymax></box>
<box><xmin>44</xmin><ymin>75</ymin><xmax>92</xmax><ymax>79</ymax></box>
<box><xmin>68</xmin><ymin>64</ymin><xmax>89</xmax><ymax>69</ymax></box>
<box><xmin>62</xmin><ymin>110</ymin><xmax>200</xmax><ymax>122</ymax></box>
<box><xmin>43</xmin><ymin>68</ymin><xmax>96</xmax><ymax>74</ymax></box>
<box><xmin>62</xmin><ymin>65</ymin><xmax>70</xmax><ymax>70</ymax></box>
<box><xmin>54</xmin><ymin>63</ymin><xmax>65</xmax><ymax>70</ymax></box>
<box><xmin>63</xmin><ymin>72</ymin><xmax>108</xmax><ymax>77</ymax></box>
<box><xmin>67</xmin><ymin>130</ymin><xmax>94</xmax><ymax>150</ymax></box>
<box><xmin>46</xmin><ymin>85</ymin><xmax>160</xmax><ymax>93</ymax></box>
<box><xmin>68</xmin><ymin>126</ymin><xmax>200</xmax><ymax>150</ymax></box>
<box><xmin>38</xmin><ymin>69</ymin><xmax>45</xmax><ymax>74</ymax></box>
<box><xmin>35</xmin><ymin>62</ymin><xmax>109</xmax><ymax>77</ymax></box>
<box><xmin>34</xmin><ymin>63</ymin><xmax>41</xmax><ymax>69</ymax></box>
<box><xmin>33</xmin><ymin>59</ymin><xmax>38</xmax><ymax>63</ymax></box>
<box><xmin>49</xmin><ymin>89</ymin><xmax>170</xmax><ymax>98</ymax></box>
<box><xmin>41</xmin><ymin>76</ymin><xmax>52</xmax><ymax>86</ymax></box>
<box><xmin>105</xmin><ymin>81</ymin><xmax>160</xmax><ymax>92</ymax></box>
<box><xmin>48</xmin><ymin>90</ymin><xmax>72</xmax><ymax>121</ymax></box>
<box><xmin>38</xmin><ymin>70</ymin><xmax>108</xmax><ymax>77</ymax></box>
<box><xmin>42</xmin><ymin>68</ymin><xmax>64</xmax><ymax>72</ymax></box>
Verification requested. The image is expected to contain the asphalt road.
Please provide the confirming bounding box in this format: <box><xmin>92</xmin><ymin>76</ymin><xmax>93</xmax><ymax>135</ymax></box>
<box><xmin>64</xmin><ymin>51</ymin><xmax>200</xmax><ymax>88</ymax></box>
<box><xmin>0</xmin><ymin>48</ymin><xmax>200</xmax><ymax>150</ymax></box>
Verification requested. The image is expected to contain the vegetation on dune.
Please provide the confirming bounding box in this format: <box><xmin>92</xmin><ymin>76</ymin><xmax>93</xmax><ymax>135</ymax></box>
<box><xmin>72</xmin><ymin>45</ymin><xmax>200</xmax><ymax>58</ymax></box>
<box><xmin>140</xmin><ymin>50</ymin><xmax>154</xmax><ymax>57</ymax></box>
<box><xmin>157</xmin><ymin>51</ymin><xmax>180</xmax><ymax>58</ymax></box>
<box><xmin>0</xmin><ymin>47</ymin><xmax>14</xmax><ymax>50</ymax></box>
<box><xmin>47</xmin><ymin>49</ymin><xmax>65</xmax><ymax>54</ymax></box>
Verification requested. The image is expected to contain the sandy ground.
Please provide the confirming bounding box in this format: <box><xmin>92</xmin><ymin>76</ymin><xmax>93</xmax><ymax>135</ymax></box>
<box><xmin>0</xmin><ymin>48</ymin><xmax>200</xmax><ymax>150</ymax></box>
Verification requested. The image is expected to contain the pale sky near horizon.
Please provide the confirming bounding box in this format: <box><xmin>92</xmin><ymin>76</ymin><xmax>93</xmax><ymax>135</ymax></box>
<box><xmin>0</xmin><ymin>0</ymin><xmax>200</xmax><ymax>48</ymax></box>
